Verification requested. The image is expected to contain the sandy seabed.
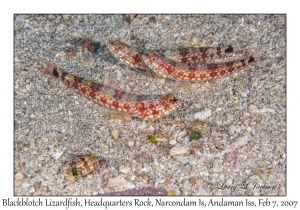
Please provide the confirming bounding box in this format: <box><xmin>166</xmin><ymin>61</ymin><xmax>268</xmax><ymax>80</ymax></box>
<box><xmin>14</xmin><ymin>14</ymin><xmax>286</xmax><ymax>195</ymax></box>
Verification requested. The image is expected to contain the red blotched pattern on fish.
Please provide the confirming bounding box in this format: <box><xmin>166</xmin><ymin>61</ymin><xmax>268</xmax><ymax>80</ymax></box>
<box><xmin>107</xmin><ymin>40</ymin><xmax>257</xmax><ymax>82</ymax></box>
<box><xmin>142</xmin><ymin>51</ymin><xmax>256</xmax><ymax>81</ymax></box>
<box><xmin>38</xmin><ymin>59</ymin><xmax>181</xmax><ymax>120</ymax></box>
<box><xmin>155</xmin><ymin>45</ymin><xmax>236</xmax><ymax>65</ymax></box>
<box><xmin>107</xmin><ymin>40</ymin><xmax>150</xmax><ymax>71</ymax></box>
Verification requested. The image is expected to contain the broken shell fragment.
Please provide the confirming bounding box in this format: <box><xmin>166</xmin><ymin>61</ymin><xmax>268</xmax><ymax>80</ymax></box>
<box><xmin>111</xmin><ymin>129</ymin><xmax>119</xmax><ymax>141</ymax></box>
<box><xmin>70</xmin><ymin>154</ymin><xmax>105</xmax><ymax>177</ymax></box>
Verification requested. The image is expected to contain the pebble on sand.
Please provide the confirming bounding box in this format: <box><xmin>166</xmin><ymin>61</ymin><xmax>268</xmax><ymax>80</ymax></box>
<box><xmin>107</xmin><ymin>175</ymin><xmax>135</xmax><ymax>190</ymax></box>
<box><xmin>169</xmin><ymin>145</ymin><xmax>190</xmax><ymax>156</ymax></box>
<box><xmin>224</xmin><ymin>151</ymin><xmax>239</xmax><ymax>163</ymax></box>
<box><xmin>193</xmin><ymin>109</ymin><xmax>212</xmax><ymax>121</ymax></box>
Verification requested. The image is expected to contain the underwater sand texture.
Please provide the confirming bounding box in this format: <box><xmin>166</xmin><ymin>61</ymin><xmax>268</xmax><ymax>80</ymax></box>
<box><xmin>14</xmin><ymin>14</ymin><xmax>286</xmax><ymax>195</ymax></box>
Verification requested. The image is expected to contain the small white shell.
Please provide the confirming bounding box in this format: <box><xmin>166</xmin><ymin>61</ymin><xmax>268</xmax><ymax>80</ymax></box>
<box><xmin>111</xmin><ymin>129</ymin><xmax>119</xmax><ymax>141</ymax></box>
<box><xmin>169</xmin><ymin>145</ymin><xmax>190</xmax><ymax>156</ymax></box>
<box><xmin>193</xmin><ymin>109</ymin><xmax>212</xmax><ymax>120</ymax></box>
<box><xmin>119</xmin><ymin>166</ymin><xmax>131</xmax><ymax>174</ymax></box>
